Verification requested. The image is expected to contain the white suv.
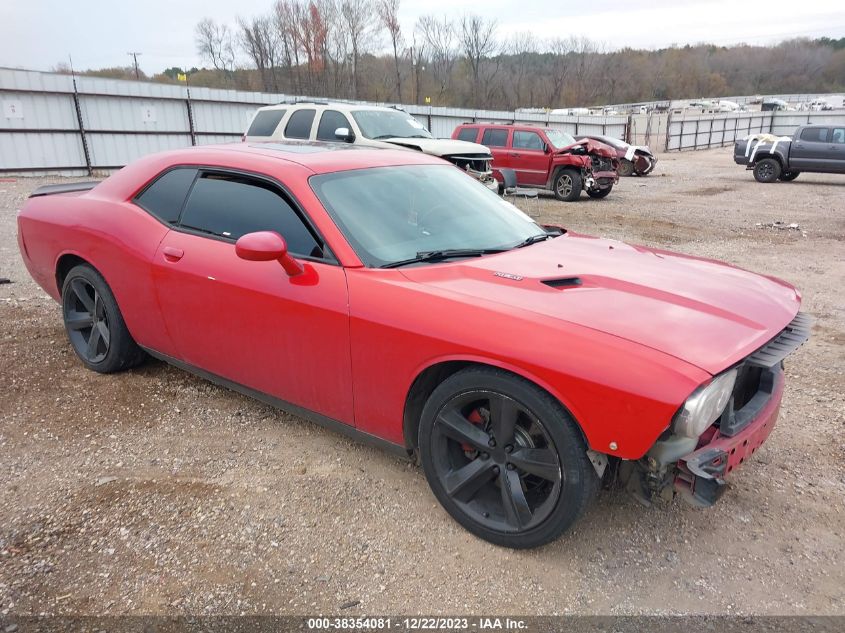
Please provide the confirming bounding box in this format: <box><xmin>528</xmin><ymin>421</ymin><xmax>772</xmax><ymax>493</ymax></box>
<box><xmin>244</xmin><ymin>102</ymin><xmax>495</xmax><ymax>188</ymax></box>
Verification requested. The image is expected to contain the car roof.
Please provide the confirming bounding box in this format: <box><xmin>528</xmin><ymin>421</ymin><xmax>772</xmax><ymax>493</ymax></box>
<box><xmin>256</xmin><ymin>101</ymin><xmax>401</xmax><ymax>114</ymax></box>
<box><xmin>151</xmin><ymin>141</ymin><xmax>447</xmax><ymax>175</ymax></box>
<box><xmin>461</xmin><ymin>123</ymin><xmax>555</xmax><ymax>131</ymax></box>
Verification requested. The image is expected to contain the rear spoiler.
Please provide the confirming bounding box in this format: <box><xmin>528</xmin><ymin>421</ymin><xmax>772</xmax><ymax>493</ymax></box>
<box><xmin>29</xmin><ymin>181</ymin><xmax>100</xmax><ymax>198</ymax></box>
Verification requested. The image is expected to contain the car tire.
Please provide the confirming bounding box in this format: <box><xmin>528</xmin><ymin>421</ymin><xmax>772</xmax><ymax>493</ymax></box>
<box><xmin>553</xmin><ymin>169</ymin><xmax>582</xmax><ymax>202</ymax></box>
<box><xmin>61</xmin><ymin>264</ymin><xmax>146</xmax><ymax>373</ymax></box>
<box><xmin>778</xmin><ymin>171</ymin><xmax>799</xmax><ymax>182</ymax></box>
<box><xmin>586</xmin><ymin>185</ymin><xmax>612</xmax><ymax>199</ymax></box>
<box><xmin>418</xmin><ymin>366</ymin><xmax>598</xmax><ymax>549</ymax></box>
<box><xmin>617</xmin><ymin>159</ymin><xmax>634</xmax><ymax>177</ymax></box>
<box><xmin>753</xmin><ymin>158</ymin><xmax>781</xmax><ymax>183</ymax></box>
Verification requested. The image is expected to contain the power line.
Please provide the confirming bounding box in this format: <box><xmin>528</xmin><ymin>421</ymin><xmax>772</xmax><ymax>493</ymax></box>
<box><xmin>126</xmin><ymin>51</ymin><xmax>142</xmax><ymax>79</ymax></box>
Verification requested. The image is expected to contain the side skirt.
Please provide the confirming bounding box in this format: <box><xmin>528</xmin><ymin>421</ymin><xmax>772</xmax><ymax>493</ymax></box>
<box><xmin>142</xmin><ymin>347</ymin><xmax>413</xmax><ymax>461</ymax></box>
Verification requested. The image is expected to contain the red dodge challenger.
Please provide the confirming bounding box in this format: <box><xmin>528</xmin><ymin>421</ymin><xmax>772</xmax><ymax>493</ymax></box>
<box><xmin>17</xmin><ymin>142</ymin><xmax>810</xmax><ymax>548</ymax></box>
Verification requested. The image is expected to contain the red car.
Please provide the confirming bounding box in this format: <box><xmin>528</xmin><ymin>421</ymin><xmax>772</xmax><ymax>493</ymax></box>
<box><xmin>17</xmin><ymin>142</ymin><xmax>809</xmax><ymax>548</ymax></box>
<box><xmin>453</xmin><ymin>123</ymin><xmax>619</xmax><ymax>201</ymax></box>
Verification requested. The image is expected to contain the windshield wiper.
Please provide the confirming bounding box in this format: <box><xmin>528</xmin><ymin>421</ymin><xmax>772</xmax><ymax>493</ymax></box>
<box><xmin>513</xmin><ymin>233</ymin><xmax>552</xmax><ymax>249</ymax></box>
<box><xmin>380</xmin><ymin>248</ymin><xmax>506</xmax><ymax>269</ymax></box>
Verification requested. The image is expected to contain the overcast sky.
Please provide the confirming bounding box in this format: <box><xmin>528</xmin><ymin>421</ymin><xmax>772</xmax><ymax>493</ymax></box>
<box><xmin>1</xmin><ymin>0</ymin><xmax>844</xmax><ymax>75</ymax></box>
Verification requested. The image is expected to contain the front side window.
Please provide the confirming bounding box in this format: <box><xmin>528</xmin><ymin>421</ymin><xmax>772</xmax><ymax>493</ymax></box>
<box><xmin>831</xmin><ymin>128</ymin><xmax>845</xmax><ymax>144</ymax></box>
<box><xmin>134</xmin><ymin>167</ymin><xmax>198</xmax><ymax>224</ymax></box>
<box><xmin>179</xmin><ymin>172</ymin><xmax>322</xmax><ymax>257</ymax></box>
<box><xmin>316</xmin><ymin>110</ymin><xmax>352</xmax><ymax>141</ymax></box>
<box><xmin>247</xmin><ymin>109</ymin><xmax>286</xmax><ymax>137</ymax></box>
<box><xmin>512</xmin><ymin>131</ymin><xmax>545</xmax><ymax>151</ymax></box>
<box><xmin>350</xmin><ymin>109</ymin><xmax>432</xmax><ymax>140</ymax></box>
<box><xmin>800</xmin><ymin>127</ymin><xmax>828</xmax><ymax>142</ymax></box>
<box><xmin>285</xmin><ymin>109</ymin><xmax>316</xmax><ymax>139</ymax></box>
<box><xmin>310</xmin><ymin>165</ymin><xmax>544</xmax><ymax>267</ymax></box>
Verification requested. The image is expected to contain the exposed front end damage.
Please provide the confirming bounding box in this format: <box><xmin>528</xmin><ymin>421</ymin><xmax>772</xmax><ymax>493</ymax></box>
<box><xmin>613</xmin><ymin>312</ymin><xmax>811</xmax><ymax>508</ymax></box>
<box><xmin>443</xmin><ymin>153</ymin><xmax>497</xmax><ymax>191</ymax></box>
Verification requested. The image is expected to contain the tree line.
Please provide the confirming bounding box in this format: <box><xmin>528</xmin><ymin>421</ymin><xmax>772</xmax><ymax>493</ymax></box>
<box><xmin>56</xmin><ymin>1</ymin><xmax>845</xmax><ymax>109</ymax></box>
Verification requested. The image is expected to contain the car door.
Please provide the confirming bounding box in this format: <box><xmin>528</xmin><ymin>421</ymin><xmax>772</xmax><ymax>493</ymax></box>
<box><xmin>790</xmin><ymin>127</ymin><xmax>829</xmax><ymax>172</ymax></box>
<box><xmin>510</xmin><ymin>130</ymin><xmax>550</xmax><ymax>186</ymax></box>
<box><xmin>151</xmin><ymin>169</ymin><xmax>355</xmax><ymax>425</ymax></box>
<box><xmin>481</xmin><ymin>127</ymin><xmax>510</xmax><ymax>181</ymax></box>
<box><xmin>829</xmin><ymin>127</ymin><xmax>845</xmax><ymax>173</ymax></box>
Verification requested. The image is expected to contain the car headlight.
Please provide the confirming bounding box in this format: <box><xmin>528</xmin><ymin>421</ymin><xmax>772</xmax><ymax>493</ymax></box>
<box><xmin>672</xmin><ymin>369</ymin><xmax>738</xmax><ymax>439</ymax></box>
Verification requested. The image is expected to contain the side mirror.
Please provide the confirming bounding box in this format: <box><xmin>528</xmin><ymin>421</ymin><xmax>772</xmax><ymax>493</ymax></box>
<box><xmin>235</xmin><ymin>231</ymin><xmax>304</xmax><ymax>277</ymax></box>
<box><xmin>334</xmin><ymin>127</ymin><xmax>355</xmax><ymax>143</ymax></box>
<box><xmin>543</xmin><ymin>143</ymin><xmax>551</xmax><ymax>154</ymax></box>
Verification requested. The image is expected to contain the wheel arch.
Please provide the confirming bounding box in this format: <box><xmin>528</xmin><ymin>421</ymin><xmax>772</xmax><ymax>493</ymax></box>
<box><xmin>547</xmin><ymin>164</ymin><xmax>581</xmax><ymax>190</ymax></box>
<box><xmin>752</xmin><ymin>151</ymin><xmax>783</xmax><ymax>167</ymax></box>
<box><xmin>55</xmin><ymin>251</ymin><xmax>94</xmax><ymax>296</ymax></box>
<box><xmin>402</xmin><ymin>357</ymin><xmax>591</xmax><ymax>454</ymax></box>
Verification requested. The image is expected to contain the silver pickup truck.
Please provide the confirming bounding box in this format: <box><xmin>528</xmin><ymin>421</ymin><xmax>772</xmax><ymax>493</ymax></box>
<box><xmin>734</xmin><ymin>124</ymin><xmax>845</xmax><ymax>182</ymax></box>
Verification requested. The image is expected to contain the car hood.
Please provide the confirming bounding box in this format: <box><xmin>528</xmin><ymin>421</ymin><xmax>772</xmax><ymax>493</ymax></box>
<box><xmin>399</xmin><ymin>234</ymin><xmax>800</xmax><ymax>375</ymax></box>
<box><xmin>383</xmin><ymin>137</ymin><xmax>492</xmax><ymax>158</ymax></box>
<box><xmin>558</xmin><ymin>139</ymin><xmax>616</xmax><ymax>158</ymax></box>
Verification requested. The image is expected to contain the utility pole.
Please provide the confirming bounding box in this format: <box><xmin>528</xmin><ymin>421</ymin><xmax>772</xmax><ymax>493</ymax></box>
<box><xmin>127</xmin><ymin>52</ymin><xmax>142</xmax><ymax>79</ymax></box>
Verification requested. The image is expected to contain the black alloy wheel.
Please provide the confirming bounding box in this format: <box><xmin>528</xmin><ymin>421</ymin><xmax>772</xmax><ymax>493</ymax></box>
<box><xmin>419</xmin><ymin>368</ymin><xmax>598</xmax><ymax>548</ymax></box>
<box><xmin>61</xmin><ymin>264</ymin><xmax>146</xmax><ymax>373</ymax></box>
<box><xmin>64</xmin><ymin>277</ymin><xmax>111</xmax><ymax>363</ymax></box>
<box><xmin>753</xmin><ymin>158</ymin><xmax>781</xmax><ymax>183</ymax></box>
<box><xmin>430</xmin><ymin>390</ymin><xmax>562</xmax><ymax>533</ymax></box>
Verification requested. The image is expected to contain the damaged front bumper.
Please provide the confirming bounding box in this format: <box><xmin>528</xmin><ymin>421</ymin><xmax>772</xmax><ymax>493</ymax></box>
<box><xmin>674</xmin><ymin>366</ymin><xmax>784</xmax><ymax>507</ymax></box>
<box><xmin>586</xmin><ymin>169</ymin><xmax>619</xmax><ymax>190</ymax></box>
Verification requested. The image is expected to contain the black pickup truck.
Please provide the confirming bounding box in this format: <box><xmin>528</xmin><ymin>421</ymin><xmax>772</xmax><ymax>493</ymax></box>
<box><xmin>734</xmin><ymin>124</ymin><xmax>845</xmax><ymax>182</ymax></box>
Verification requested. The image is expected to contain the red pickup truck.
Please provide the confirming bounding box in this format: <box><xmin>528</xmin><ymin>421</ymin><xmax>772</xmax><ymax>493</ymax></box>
<box><xmin>453</xmin><ymin>123</ymin><xmax>619</xmax><ymax>201</ymax></box>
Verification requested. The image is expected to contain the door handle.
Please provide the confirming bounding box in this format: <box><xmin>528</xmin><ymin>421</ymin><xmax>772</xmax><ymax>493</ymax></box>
<box><xmin>510</xmin><ymin>152</ymin><xmax>521</xmax><ymax>157</ymax></box>
<box><xmin>162</xmin><ymin>246</ymin><xmax>184</xmax><ymax>262</ymax></box>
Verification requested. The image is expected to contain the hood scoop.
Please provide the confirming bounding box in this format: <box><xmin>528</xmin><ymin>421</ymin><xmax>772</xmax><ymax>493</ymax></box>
<box><xmin>542</xmin><ymin>277</ymin><xmax>582</xmax><ymax>289</ymax></box>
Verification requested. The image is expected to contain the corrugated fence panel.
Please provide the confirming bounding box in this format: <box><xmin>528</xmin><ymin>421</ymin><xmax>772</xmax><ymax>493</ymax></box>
<box><xmin>195</xmin><ymin>134</ymin><xmax>243</xmax><ymax>146</ymax></box>
<box><xmin>80</xmin><ymin>95</ymin><xmax>189</xmax><ymax>132</ymax></box>
<box><xmin>0</xmin><ymin>91</ymin><xmax>78</xmax><ymax>130</ymax></box>
<box><xmin>770</xmin><ymin>112</ymin><xmax>845</xmax><ymax>137</ymax></box>
<box><xmin>192</xmin><ymin>101</ymin><xmax>258</xmax><ymax>134</ymax></box>
<box><xmin>87</xmin><ymin>133</ymin><xmax>192</xmax><ymax>167</ymax></box>
<box><xmin>0</xmin><ymin>132</ymin><xmax>85</xmax><ymax>169</ymax></box>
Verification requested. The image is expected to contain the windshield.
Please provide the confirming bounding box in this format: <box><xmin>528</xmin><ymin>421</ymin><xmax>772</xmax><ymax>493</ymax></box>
<box><xmin>310</xmin><ymin>165</ymin><xmax>546</xmax><ymax>267</ymax></box>
<box><xmin>351</xmin><ymin>110</ymin><xmax>433</xmax><ymax>140</ymax></box>
<box><xmin>545</xmin><ymin>129</ymin><xmax>576</xmax><ymax>149</ymax></box>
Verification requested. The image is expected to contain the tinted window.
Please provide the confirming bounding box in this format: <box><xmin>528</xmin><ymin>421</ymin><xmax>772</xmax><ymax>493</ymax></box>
<box><xmin>179</xmin><ymin>173</ymin><xmax>321</xmax><ymax>257</ymax></box>
<box><xmin>285</xmin><ymin>109</ymin><xmax>316</xmax><ymax>139</ymax></box>
<box><xmin>247</xmin><ymin>110</ymin><xmax>285</xmax><ymax>136</ymax></box>
<box><xmin>513</xmin><ymin>131</ymin><xmax>544</xmax><ymax>150</ymax></box>
<box><xmin>481</xmin><ymin>128</ymin><xmax>508</xmax><ymax>147</ymax></box>
<box><xmin>831</xmin><ymin>128</ymin><xmax>845</xmax><ymax>144</ymax></box>
<box><xmin>134</xmin><ymin>168</ymin><xmax>197</xmax><ymax>223</ymax></box>
<box><xmin>800</xmin><ymin>127</ymin><xmax>828</xmax><ymax>142</ymax></box>
<box><xmin>456</xmin><ymin>127</ymin><xmax>479</xmax><ymax>142</ymax></box>
<box><xmin>317</xmin><ymin>110</ymin><xmax>352</xmax><ymax>141</ymax></box>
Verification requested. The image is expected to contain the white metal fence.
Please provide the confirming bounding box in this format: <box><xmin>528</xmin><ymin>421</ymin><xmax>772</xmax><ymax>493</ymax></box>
<box><xmin>0</xmin><ymin>67</ymin><xmax>629</xmax><ymax>176</ymax></box>
<box><xmin>665</xmin><ymin>110</ymin><xmax>845</xmax><ymax>151</ymax></box>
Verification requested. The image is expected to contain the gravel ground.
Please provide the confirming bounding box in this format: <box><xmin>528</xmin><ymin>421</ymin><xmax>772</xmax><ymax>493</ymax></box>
<box><xmin>1</xmin><ymin>149</ymin><xmax>843</xmax><ymax>616</ymax></box>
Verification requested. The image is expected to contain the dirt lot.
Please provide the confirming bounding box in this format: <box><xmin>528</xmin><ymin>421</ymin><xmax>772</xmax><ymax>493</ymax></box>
<box><xmin>1</xmin><ymin>149</ymin><xmax>844</xmax><ymax>616</ymax></box>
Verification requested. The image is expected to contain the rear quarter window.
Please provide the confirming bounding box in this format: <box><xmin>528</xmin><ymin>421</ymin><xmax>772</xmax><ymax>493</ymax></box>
<box><xmin>134</xmin><ymin>167</ymin><xmax>198</xmax><ymax>224</ymax></box>
<box><xmin>456</xmin><ymin>127</ymin><xmax>479</xmax><ymax>142</ymax></box>
<box><xmin>481</xmin><ymin>128</ymin><xmax>509</xmax><ymax>147</ymax></box>
<box><xmin>247</xmin><ymin>110</ymin><xmax>286</xmax><ymax>137</ymax></box>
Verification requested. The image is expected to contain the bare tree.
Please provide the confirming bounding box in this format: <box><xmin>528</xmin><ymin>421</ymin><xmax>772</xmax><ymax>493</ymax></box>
<box><xmin>377</xmin><ymin>0</ymin><xmax>403</xmax><ymax>101</ymax></box>
<box><xmin>195</xmin><ymin>18</ymin><xmax>236</xmax><ymax>74</ymax></box>
<box><xmin>545</xmin><ymin>37</ymin><xmax>574</xmax><ymax>106</ymax></box>
<box><xmin>340</xmin><ymin>0</ymin><xmax>376</xmax><ymax>99</ymax></box>
<box><xmin>238</xmin><ymin>15</ymin><xmax>280</xmax><ymax>91</ymax></box>
<box><xmin>507</xmin><ymin>32</ymin><xmax>536</xmax><ymax>108</ymax></box>
<box><xmin>458</xmin><ymin>14</ymin><xmax>498</xmax><ymax>107</ymax></box>
<box><xmin>416</xmin><ymin>15</ymin><xmax>456</xmax><ymax>100</ymax></box>
<box><xmin>274</xmin><ymin>0</ymin><xmax>303</xmax><ymax>93</ymax></box>
<box><xmin>408</xmin><ymin>34</ymin><xmax>427</xmax><ymax>104</ymax></box>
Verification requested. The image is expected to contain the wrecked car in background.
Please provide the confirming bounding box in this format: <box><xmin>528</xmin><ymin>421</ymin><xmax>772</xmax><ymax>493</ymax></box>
<box><xmin>245</xmin><ymin>102</ymin><xmax>497</xmax><ymax>189</ymax></box>
<box><xmin>577</xmin><ymin>134</ymin><xmax>658</xmax><ymax>177</ymax></box>
<box><xmin>734</xmin><ymin>124</ymin><xmax>845</xmax><ymax>183</ymax></box>
<box><xmin>453</xmin><ymin>123</ymin><xmax>619</xmax><ymax>201</ymax></box>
